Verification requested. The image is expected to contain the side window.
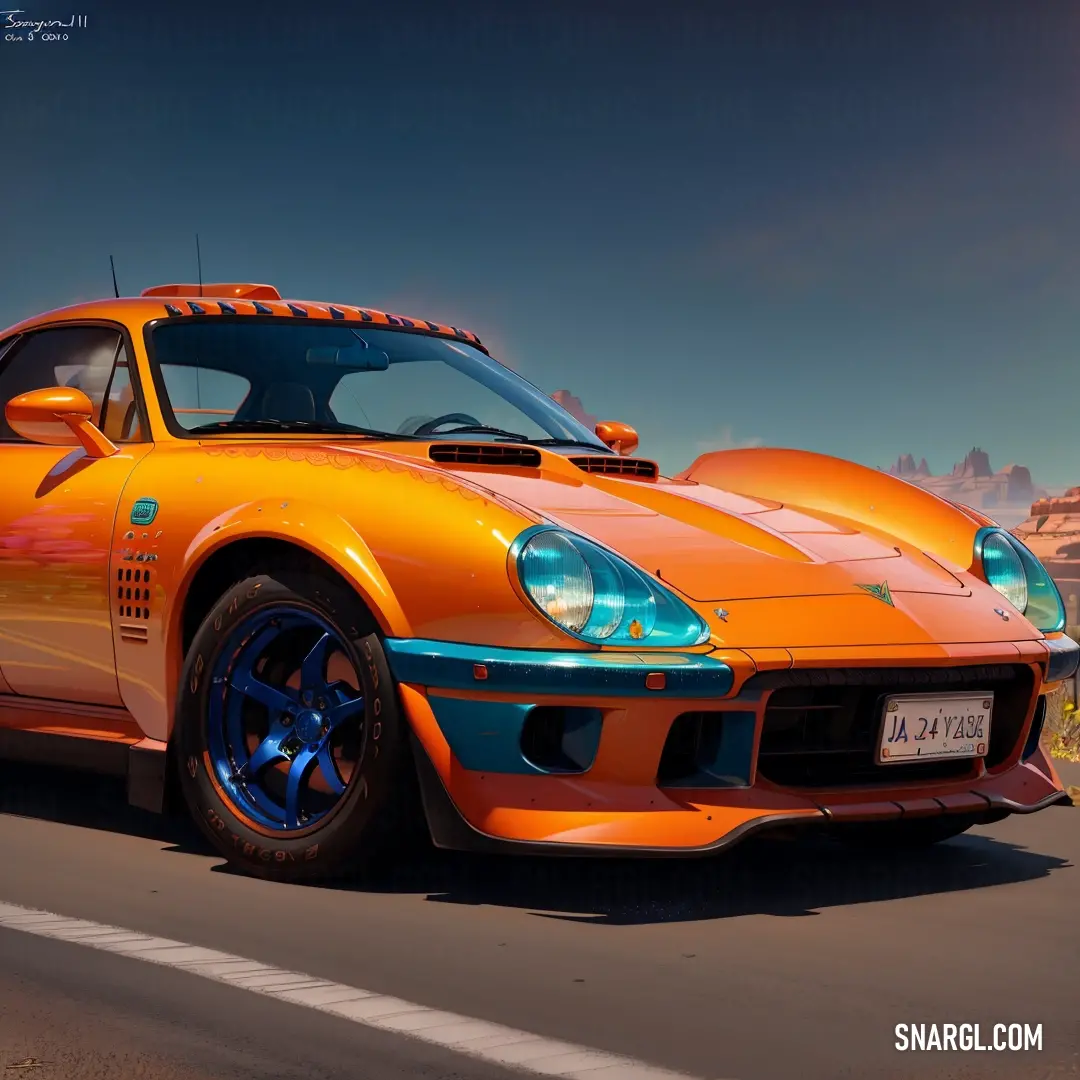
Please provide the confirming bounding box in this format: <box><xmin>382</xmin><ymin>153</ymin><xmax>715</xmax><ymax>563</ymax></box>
<box><xmin>0</xmin><ymin>325</ymin><xmax>128</xmax><ymax>442</ymax></box>
<box><xmin>100</xmin><ymin>343</ymin><xmax>143</xmax><ymax>443</ymax></box>
<box><xmin>160</xmin><ymin>364</ymin><xmax>251</xmax><ymax>430</ymax></box>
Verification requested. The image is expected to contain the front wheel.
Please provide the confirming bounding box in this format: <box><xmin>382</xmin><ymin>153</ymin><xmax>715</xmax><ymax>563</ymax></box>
<box><xmin>175</xmin><ymin>568</ymin><xmax>409</xmax><ymax>881</ymax></box>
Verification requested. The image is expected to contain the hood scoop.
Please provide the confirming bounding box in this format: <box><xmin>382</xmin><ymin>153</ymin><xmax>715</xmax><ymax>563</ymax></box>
<box><xmin>570</xmin><ymin>456</ymin><xmax>659</xmax><ymax>480</ymax></box>
<box><xmin>428</xmin><ymin>443</ymin><xmax>542</xmax><ymax>468</ymax></box>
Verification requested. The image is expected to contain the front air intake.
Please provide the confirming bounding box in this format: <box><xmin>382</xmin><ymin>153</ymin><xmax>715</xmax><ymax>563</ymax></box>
<box><xmin>1023</xmin><ymin>695</ymin><xmax>1048</xmax><ymax>760</ymax></box>
<box><xmin>570</xmin><ymin>456</ymin><xmax>659</xmax><ymax>479</ymax></box>
<box><xmin>657</xmin><ymin>711</ymin><xmax>756</xmax><ymax>787</ymax></box>
<box><xmin>519</xmin><ymin>707</ymin><xmax>603</xmax><ymax>773</ymax></box>
<box><xmin>428</xmin><ymin>443</ymin><xmax>542</xmax><ymax>468</ymax></box>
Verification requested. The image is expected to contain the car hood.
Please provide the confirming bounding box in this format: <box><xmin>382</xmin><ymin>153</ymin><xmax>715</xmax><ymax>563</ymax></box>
<box><xmin>436</xmin><ymin>465</ymin><xmax>970</xmax><ymax>602</ymax></box>
<box><xmin>278</xmin><ymin>440</ymin><xmax>1041</xmax><ymax>647</ymax></box>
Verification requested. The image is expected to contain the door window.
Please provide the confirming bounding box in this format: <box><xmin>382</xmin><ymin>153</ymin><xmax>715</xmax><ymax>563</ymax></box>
<box><xmin>0</xmin><ymin>325</ymin><xmax>143</xmax><ymax>442</ymax></box>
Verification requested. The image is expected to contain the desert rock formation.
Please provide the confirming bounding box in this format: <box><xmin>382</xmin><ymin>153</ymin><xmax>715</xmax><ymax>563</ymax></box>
<box><xmin>888</xmin><ymin>447</ymin><xmax>1042</xmax><ymax>510</ymax></box>
<box><xmin>551</xmin><ymin>390</ymin><xmax>598</xmax><ymax>430</ymax></box>
<box><xmin>1013</xmin><ymin>488</ymin><xmax>1080</xmax><ymax>624</ymax></box>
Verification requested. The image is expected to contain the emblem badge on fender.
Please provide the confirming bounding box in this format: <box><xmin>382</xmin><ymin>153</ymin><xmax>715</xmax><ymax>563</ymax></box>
<box><xmin>714</xmin><ymin>608</ymin><xmax>729</xmax><ymax>622</ymax></box>
<box><xmin>856</xmin><ymin>581</ymin><xmax>894</xmax><ymax>606</ymax></box>
<box><xmin>994</xmin><ymin>607</ymin><xmax>1010</xmax><ymax>621</ymax></box>
<box><xmin>130</xmin><ymin>497</ymin><xmax>159</xmax><ymax>526</ymax></box>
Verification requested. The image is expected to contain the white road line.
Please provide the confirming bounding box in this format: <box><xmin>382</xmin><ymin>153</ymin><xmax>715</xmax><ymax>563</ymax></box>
<box><xmin>0</xmin><ymin>901</ymin><xmax>716</xmax><ymax>1080</ymax></box>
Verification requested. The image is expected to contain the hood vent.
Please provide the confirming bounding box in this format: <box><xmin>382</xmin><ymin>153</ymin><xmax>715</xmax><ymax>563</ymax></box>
<box><xmin>428</xmin><ymin>443</ymin><xmax>542</xmax><ymax>468</ymax></box>
<box><xmin>570</xmin><ymin>456</ymin><xmax>659</xmax><ymax>480</ymax></box>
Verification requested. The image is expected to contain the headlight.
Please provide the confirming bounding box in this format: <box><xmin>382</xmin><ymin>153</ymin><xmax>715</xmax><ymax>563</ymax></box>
<box><xmin>511</xmin><ymin>525</ymin><xmax>710</xmax><ymax>647</ymax></box>
<box><xmin>980</xmin><ymin>531</ymin><xmax>1027</xmax><ymax>612</ymax></box>
<box><xmin>975</xmin><ymin>527</ymin><xmax>1065</xmax><ymax>634</ymax></box>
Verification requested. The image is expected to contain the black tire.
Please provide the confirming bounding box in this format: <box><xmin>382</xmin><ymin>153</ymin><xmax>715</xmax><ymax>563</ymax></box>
<box><xmin>837</xmin><ymin>814</ymin><xmax>980</xmax><ymax>850</ymax></box>
<box><xmin>175</xmin><ymin>567</ymin><xmax>413</xmax><ymax>882</ymax></box>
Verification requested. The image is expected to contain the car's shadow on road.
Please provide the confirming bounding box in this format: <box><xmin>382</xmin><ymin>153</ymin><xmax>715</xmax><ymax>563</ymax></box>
<box><xmin>2</xmin><ymin>761</ymin><xmax>1072</xmax><ymax>925</ymax></box>
<box><xmin>0</xmin><ymin>762</ymin><xmax>207</xmax><ymax>855</ymax></box>
<box><xmin>361</xmin><ymin>826</ymin><xmax>1073</xmax><ymax>924</ymax></box>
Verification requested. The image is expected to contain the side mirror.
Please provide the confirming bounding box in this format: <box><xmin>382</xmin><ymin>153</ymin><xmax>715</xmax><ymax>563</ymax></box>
<box><xmin>595</xmin><ymin>420</ymin><xmax>639</xmax><ymax>456</ymax></box>
<box><xmin>5</xmin><ymin>387</ymin><xmax>118</xmax><ymax>458</ymax></box>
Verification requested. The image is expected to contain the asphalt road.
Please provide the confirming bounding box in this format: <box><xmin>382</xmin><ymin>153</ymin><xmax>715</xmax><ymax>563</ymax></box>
<box><xmin>1</xmin><ymin>760</ymin><xmax>1078</xmax><ymax>1080</ymax></box>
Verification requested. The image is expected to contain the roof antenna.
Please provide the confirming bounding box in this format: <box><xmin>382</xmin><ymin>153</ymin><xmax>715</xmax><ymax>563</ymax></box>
<box><xmin>195</xmin><ymin>233</ymin><xmax>204</xmax><ymax>296</ymax></box>
<box><xmin>109</xmin><ymin>255</ymin><xmax>120</xmax><ymax>298</ymax></box>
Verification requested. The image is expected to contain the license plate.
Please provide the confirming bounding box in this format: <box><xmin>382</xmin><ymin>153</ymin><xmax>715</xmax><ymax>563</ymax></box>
<box><xmin>877</xmin><ymin>692</ymin><xmax>992</xmax><ymax>764</ymax></box>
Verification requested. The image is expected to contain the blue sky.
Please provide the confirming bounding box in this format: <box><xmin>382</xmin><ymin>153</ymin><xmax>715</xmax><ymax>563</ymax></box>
<box><xmin>2</xmin><ymin>0</ymin><xmax>1078</xmax><ymax>485</ymax></box>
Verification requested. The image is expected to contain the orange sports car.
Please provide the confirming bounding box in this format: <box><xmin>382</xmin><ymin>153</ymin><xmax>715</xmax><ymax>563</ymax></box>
<box><xmin>0</xmin><ymin>282</ymin><xmax>1074</xmax><ymax>880</ymax></box>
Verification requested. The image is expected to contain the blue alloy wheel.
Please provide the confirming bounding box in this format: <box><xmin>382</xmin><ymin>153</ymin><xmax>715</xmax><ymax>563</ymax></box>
<box><xmin>206</xmin><ymin>604</ymin><xmax>367</xmax><ymax>830</ymax></box>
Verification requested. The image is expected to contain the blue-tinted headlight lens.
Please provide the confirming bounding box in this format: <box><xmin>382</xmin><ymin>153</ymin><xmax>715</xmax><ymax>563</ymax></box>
<box><xmin>517</xmin><ymin>530</ymin><xmax>594</xmax><ymax>632</ymax></box>
<box><xmin>1010</xmin><ymin>535</ymin><xmax>1066</xmax><ymax>634</ymax></box>
<box><xmin>577</xmin><ymin>544</ymin><xmax>629</xmax><ymax>639</ymax></box>
<box><xmin>976</xmin><ymin>527</ymin><xmax>1066</xmax><ymax>634</ymax></box>
<box><xmin>981</xmin><ymin>531</ymin><xmax>1028</xmax><ymax>612</ymax></box>
<box><xmin>513</xmin><ymin>526</ymin><xmax>709</xmax><ymax>647</ymax></box>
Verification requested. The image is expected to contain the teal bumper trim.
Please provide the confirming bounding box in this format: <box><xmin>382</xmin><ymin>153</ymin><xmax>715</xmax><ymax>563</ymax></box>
<box><xmin>1045</xmin><ymin>634</ymin><xmax>1080</xmax><ymax>683</ymax></box>
<box><xmin>383</xmin><ymin>638</ymin><xmax>735</xmax><ymax>698</ymax></box>
<box><xmin>425</xmin><ymin>698</ymin><xmax>605</xmax><ymax>775</ymax></box>
<box><xmin>428</xmin><ymin>698</ymin><xmax>540</xmax><ymax>774</ymax></box>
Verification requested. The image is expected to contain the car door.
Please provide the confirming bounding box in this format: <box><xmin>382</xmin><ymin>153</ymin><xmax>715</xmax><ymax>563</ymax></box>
<box><xmin>0</xmin><ymin>323</ymin><xmax>152</xmax><ymax>706</ymax></box>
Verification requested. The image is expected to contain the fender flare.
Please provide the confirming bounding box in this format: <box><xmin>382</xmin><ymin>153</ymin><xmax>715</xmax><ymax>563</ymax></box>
<box><xmin>171</xmin><ymin>497</ymin><xmax>412</xmax><ymax>636</ymax></box>
<box><xmin>162</xmin><ymin>499</ymin><xmax>412</xmax><ymax>732</ymax></box>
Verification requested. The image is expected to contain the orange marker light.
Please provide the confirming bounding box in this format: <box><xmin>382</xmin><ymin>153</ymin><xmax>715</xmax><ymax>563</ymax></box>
<box><xmin>645</xmin><ymin>672</ymin><xmax>666</xmax><ymax>691</ymax></box>
<box><xmin>473</xmin><ymin>664</ymin><xmax>488</xmax><ymax>681</ymax></box>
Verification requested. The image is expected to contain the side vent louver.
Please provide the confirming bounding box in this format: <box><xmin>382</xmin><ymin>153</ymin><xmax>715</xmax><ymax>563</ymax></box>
<box><xmin>116</xmin><ymin>566</ymin><xmax>153</xmax><ymax>637</ymax></box>
<box><xmin>428</xmin><ymin>444</ymin><xmax>542</xmax><ymax>468</ymax></box>
<box><xmin>570</xmin><ymin>456</ymin><xmax>659</xmax><ymax>480</ymax></box>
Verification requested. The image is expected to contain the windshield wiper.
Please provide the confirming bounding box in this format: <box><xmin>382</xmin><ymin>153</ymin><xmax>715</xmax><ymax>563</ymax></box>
<box><xmin>185</xmin><ymin>418</ymin><xmax>413</xmax><ymax>438</ymax></box>
<box><xmin>428</xmin><ymin>428</ymin><xmax>614</xmax><ymax>452</ymax></box>
<box><xmin>527</xmin><ymin>438</ymin><xmax>614</xmax><ymax>452</ymax></box>
<box><xmin>430</xmin><ymin>425</ymin><xmax>531</xmax><ymax>442</ymax></box>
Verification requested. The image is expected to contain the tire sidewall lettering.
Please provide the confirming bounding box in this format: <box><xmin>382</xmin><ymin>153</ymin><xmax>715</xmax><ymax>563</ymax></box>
<box><xmin>189</xmin><ymin>652</ymin><xmax>204</xmax><ymax>693</ymax></box>
<box><xmin>204</xmin><ymin>807</ymin><xmax>304</xmax><ymax>863</ymax></box>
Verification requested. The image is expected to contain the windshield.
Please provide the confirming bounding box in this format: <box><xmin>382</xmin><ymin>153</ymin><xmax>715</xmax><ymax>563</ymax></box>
<box><xmin>146</xmin><ymin>319</ymin><xmax>609</xmax><ymax>449</ymax></box>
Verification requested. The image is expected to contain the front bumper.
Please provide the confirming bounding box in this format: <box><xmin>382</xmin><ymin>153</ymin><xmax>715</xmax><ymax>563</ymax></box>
<box><xmin>1044</xmin><ymin>632</ymin><xmax>1080</xmax><ymax>683</ymax></box>
<box><xmin>384</xmin><ymin>637</ymin><xmax>1074</xmax><ymax>855</ymax></box>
